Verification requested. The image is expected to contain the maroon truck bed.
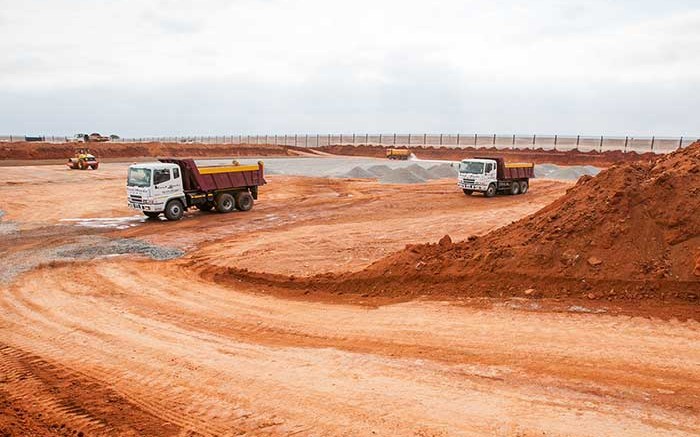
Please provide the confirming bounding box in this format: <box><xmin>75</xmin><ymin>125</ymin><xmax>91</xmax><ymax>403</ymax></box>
<box><xmin>159</xmin><ymin>158</ymin><xmax>266</xmax><ymax>192</ymax></box>
<box><xmin>475</xmin><ymin>156</ymin><xmax>535</xmax><ymax>180</ymax></box>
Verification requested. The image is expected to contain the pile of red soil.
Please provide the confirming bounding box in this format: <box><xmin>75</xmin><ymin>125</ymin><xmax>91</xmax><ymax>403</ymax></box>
<box><xmin>298</xmin><ymin>144</ymin><xmax>658</xmax><ymax>167</ymax></box>
<box><xmin>222</xmin><ymin>142</ymin><xmax>700</xmax><ymax>304</ymax></box>
<box><xmin>347</xmin><ymin>141</ymin><xmax>700</xmax><ymax>302</ymax></box>
<box><xmin>0</xmin><ymin>142</ymin><xmax>292</xmax><ymax>161</ymax></box>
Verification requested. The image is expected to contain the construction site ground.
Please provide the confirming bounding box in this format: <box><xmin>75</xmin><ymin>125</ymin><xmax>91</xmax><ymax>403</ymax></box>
<box><xmin>1</xmin><ymin>158</ymin><xmax>699</xmax><ymax>436</ymax></box>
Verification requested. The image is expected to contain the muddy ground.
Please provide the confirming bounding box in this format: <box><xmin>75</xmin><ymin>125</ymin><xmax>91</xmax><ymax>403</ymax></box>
<box><xmin>1</xmin><ymin>159</ymin><xmax>699</xmax><ymax>436</ymax></box>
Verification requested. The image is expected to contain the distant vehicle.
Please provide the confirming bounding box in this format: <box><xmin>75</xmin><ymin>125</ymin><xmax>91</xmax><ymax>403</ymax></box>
<box><xmin>127</xmin><ymin>158</ymin><xmax>266</xmax><ymax>221</ymax></box>
<box><xmin>458</xmin><ymin>157</ymin><xmax>534</xmax><ymax>197</ymax></box>
<box><xmin>66</xmin><ymin>149</ymin><xmax>99</xmax><ymax>170</ymax></box>
<box><xmin>67</xmin><ymin>133</ymin><xmax>112</xmax><ymax>142</ymax></box>
<box><xmin>386</xmin><ymin>148</ymin><xmax>411</xmax><ymax>160</ymax></box>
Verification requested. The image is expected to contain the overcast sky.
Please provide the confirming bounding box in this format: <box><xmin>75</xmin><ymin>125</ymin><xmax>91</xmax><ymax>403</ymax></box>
<box><xmin>1</xmin><ymin>0</ymin><xmax>699</xmax><ymax>137</ymax></box>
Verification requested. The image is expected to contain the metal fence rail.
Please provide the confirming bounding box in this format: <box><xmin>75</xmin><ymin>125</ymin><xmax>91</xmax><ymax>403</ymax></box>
<box><xmin>1</xmin><ymin>134</ymin><xmax>697</xmax><ymax>154</ymax></box>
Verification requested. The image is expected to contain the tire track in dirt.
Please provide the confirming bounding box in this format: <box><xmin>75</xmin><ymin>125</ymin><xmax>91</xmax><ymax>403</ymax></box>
<box><xmin>3</xmin><ymin>262</ymin><xmax>698</xmax><ymax>436</ymax></box>
<box><xmin>0</xmin><ymin>343</ymin><xmax>181</xmax><ymax>436</ymax></box>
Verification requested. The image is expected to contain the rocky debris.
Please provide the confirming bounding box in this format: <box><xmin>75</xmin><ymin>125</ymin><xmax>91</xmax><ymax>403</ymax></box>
<box><xmin>587</xmin><ymin>256</ymin><xmax>603</xmax><ymax>267</ymax></box>
<box><xmin>523</xmin><ymin>288</ymin><xmax>535</xmax><ymax>296</ymax></box>
<box><xmin>438</xmin><ymin>235</ymin><xmax>453</xmax><ymax>249</ymax></box>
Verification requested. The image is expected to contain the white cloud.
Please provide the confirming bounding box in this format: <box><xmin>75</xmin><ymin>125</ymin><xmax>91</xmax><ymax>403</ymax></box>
<box><xmin>0</xmin><ymin>0</ymin><xmax>699</xmax><ymax>135</ymax></box>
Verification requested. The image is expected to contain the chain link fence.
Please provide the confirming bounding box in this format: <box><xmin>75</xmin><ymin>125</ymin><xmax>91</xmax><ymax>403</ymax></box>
<box><xmin>1</xmin><ymin>133</ymin><xmax>697</xmax><ymax>154</ymax></box>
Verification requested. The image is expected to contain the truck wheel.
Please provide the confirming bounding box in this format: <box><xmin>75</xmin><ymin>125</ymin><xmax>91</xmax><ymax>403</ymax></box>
<box><xmin>164</xmin><ymin>199</ymin><xmax>184</xmax><ymax>221</ymax></box>
<box><xmin>90</xmin><ymin>164</ymin><xmax>99</xmax><ymax>170</ymax></box>
<box><xmin>215</xmin><ymin>193</ymin><xmax>235</xmax><ymax>213</ymax></box>
<box><xmin>485</xmin><ymin>183</ymin><xmax>497</xmax><ymax>198</ymax></box>
<box><xmin>143</xmin><ymin>211</ymin><xmax>160</xmax><ymax>219</ymax></box>
<box><xmin>79</xmin><ymin>160</ymin><xmax>87</xmax><ymax>170</ymax></box>
<box><xmin>510</xmin><ymin>182</ymin><xmax>520</xmax><ymax>195</ymax></box>
<box><xmin>519</xmin><ymin>180</ymin><xmax>529</xmax><ymax>194</ymax></box>
<box><xmin>462</xmin><ymin>189</ymin><xmax>473</xmax><ymax>196</ymax></box>
<box><xmin>235</xmin><ymin>192</ymin><xmax>254</xmax><ymax>211</ymax></box>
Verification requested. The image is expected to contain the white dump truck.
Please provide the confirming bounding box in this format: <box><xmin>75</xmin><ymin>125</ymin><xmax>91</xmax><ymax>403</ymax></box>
<box><xmin>127</xmin><ymin>158</ymin><xmax>266</xmax><ymax>220</ymax></box>
<box><xmin>457</xmin><ymin>156</ymin><xmax>535</xmax><ymax>197</ymax></box>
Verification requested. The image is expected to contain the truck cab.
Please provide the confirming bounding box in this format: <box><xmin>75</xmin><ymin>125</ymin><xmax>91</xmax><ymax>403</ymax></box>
<box><xmin>458</xmin><ymin>158</ymin><xmax>498</xmax><ymax>196</ymax></box>
<box><xmin>127</xmin><ymin>163</ymin><xmax>185</xmax><ymax>218</ymax></box>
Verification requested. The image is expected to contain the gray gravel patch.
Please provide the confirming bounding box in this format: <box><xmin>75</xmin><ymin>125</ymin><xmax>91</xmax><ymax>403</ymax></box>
<box><xmin>56</xmin><ymin>238</ymin><xmax>183</xmax><ymax>261</ymax></box>
<box><xmin>0</xmin><ymin>236</ymin><xmax>183</xmax><ymax>284</ymax></box>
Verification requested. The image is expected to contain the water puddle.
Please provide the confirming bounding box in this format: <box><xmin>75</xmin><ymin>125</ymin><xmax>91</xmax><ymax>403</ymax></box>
<box><xmin>59</xmin><ymin>215</ymin><xmax>147</xmax><ymax>230</ymax></box>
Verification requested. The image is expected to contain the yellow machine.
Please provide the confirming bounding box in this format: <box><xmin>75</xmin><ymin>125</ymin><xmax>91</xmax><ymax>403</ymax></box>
<box><xmin>386</xmin><ymin>148</ymin><xmax>411</xmax><ymax>160</ymax></box>
<box><xmin>66</xmin><ymin>149</ymin><xmax>100</xmax><ymax>170</ymax></box>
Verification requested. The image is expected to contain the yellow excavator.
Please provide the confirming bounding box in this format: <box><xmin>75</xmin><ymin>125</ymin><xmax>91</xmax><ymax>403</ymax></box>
<box><xmin>67</xmin><ymin>149</ymin><xmax>100</xmax><ymax>170</ymax></box>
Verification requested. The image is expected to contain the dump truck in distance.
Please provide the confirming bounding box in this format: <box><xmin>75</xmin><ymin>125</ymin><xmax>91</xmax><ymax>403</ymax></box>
<box><xmin>127</xmin><ymin>158</ymin><xmax>266</xmax><ymax>221</ymax></box>
<box><xmin>386</xmin><ymin>148</ymin><xmax>411</xmax><ymax>160</ymax></box>
<box><xmin>458</xmin><ymin>157</ymin><xmax>534</xmax><ymax>197</ymax></box>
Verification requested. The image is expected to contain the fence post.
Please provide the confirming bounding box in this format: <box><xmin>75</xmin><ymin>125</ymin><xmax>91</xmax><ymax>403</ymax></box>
<box><xmin>340</xmin><ymin>134</ymin><xmax>343</xmax><ymax>143</ymax></box>
<box><xmin>599</xmin><ymin>135</ymin><xmax>603</xmax><ymax>152</ymax></box>
<box><xmin>328</xmin><ymin>134</ymin><xmax>331</xmax><ymax>145</ymax></box>
<box><xmin>492</xmin><ymin>134</ymin><xmax>496</xmax><ymax>146</ymax></box>
<box><xmin>456</xmin><ymin>133</ymin><xmax>460</xmax><ymax>145</ymax></box>
<box><xmin>408</xmin><ymin>134</ymin><xmax>411</xmax><ymax>145</ymax></box>
<box><xmin>679</xmin><ymin>136</ymin><xmax>684</xmax><ymax>149</ymax></box>
<box><xmin>532</xmin><ymin>134</ymin><xmax>536</xmax><ymax>146</ymax></box>
<box><xmin>474</xmin><ymin>134</ymin><xmax>477</xmax><ymax>146</ymax></box>
<box><xmin>423</xmin><ymin>133</ymin><xmax>427</xmax><ymax>144</ymax></box>
<box><xmin>624</xmin><ymin>136</ymin><xmax>628</xmax><ymax>153</ymax></box>
<box><xmin>554</xmin><ymin>134</ymin><xmax>558</xmax><ymax>151</ymax></box>
<box><xmin>9</xmin><ymin>135</ymin><xmax>12</xmax><ymax>142</ymax></box>
<box><xmin>512</xmin><ymin>134</ymin><xmax>515</xmax><ymax>146</ymax></box>
<box><xmin>393</xmin><ymin>133</ymin><xmax>396</xmax><ymax>145</ymax></box>
<box><xmin>294</xmin><ymin>134</ymin><xmax>298</xmax><ymax>146</ymax></box>
<box><xmin>365</xmin><ymin>134</ymin><xmax>368</xmax><ymax>144</ymax></box>
<box><xmin>352</xmin><ymin>133</ymin><xmax>355</xmax><ymax>144</ymax></box>
<box><xmin>576</xmin><ymin>135</ymin><xmax>580</xmax><ymax>148</ymax></box>
<box><xmin>284</xmin><ymin>134</ymin><xmax>287</xmax><ymax>145</ymax></box>
<box><xmin>440</xmin><ymin>134</ymin><xmax>443</xmax><ymax>145</ymax></box>
<box><xmin>651</xmin><ymin>136</ymin><xmax>655</xmax><ymax>151</ymax></box>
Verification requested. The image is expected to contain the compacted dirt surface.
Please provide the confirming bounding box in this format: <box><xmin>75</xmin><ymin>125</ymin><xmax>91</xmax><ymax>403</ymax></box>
<box><xmin>1</xmin><ymin>154</ymin><xmax>699</xmax><ymax>436</ymax></box>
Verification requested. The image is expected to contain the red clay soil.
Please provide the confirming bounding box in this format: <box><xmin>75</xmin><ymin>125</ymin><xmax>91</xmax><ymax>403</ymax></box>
<box><xmin>222</xmin><ymin>142</ymin><xmax>700</xmax><ymax>307</ymax></box>
<box><xmin>300</xmin><ymin>144</ymin><xmax>658</xmax><ymax>166</ymax></box>
<box><xmin>0</xmin><ymin>141</ymin><xmax>293</xmax><ymax>160</ymax></box>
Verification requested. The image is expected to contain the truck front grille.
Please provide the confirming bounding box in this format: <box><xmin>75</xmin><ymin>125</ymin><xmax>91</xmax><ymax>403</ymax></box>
<box><xmin>129</xmin><ymin>195</ymin><xmax>143</xmax><ymax>203</ymax></box>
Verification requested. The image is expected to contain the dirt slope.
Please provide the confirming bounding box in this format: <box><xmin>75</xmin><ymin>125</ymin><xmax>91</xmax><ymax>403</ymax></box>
<box><xmin>0</xmin><ymin>141</ymin><xmax>292</xmax><ymax>160</ymax></box>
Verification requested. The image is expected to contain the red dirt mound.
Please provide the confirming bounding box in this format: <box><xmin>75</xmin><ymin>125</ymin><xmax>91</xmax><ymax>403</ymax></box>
<box><xmin>348</xmin><ymin>141</ymin><xmax>700</xmax><ymax>302</ymax></box>
<box><xmin>218</xmin><ymin>142</ymin><xmax>700</xmax><ymax>305</ymax></box>
<box><xmin>0</xmin><ymin>142</ymin><xmax>292</xmax><ymax>161</ymax></box>
<box><xmin>296</xmin><ymin>144</ymin><xmax>658</xmax><ymax>167</ymax></box>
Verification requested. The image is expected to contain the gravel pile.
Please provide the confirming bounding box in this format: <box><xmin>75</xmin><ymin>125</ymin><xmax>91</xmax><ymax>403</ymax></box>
<box><xmin>341</xmin><ymin>163</ymin><xmax>457</xmax><ymax>184</ymax></box>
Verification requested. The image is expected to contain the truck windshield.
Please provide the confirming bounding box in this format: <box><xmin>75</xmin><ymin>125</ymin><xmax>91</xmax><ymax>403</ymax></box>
<box><xmin>459</xmin><ymin>162</ymin><xmax>485</xmax><ymax>174</ymax></box>
<box><xmin>127</xmin><ymin>168</ymin><xmax>152</xmax><ymax>187</ymax></box>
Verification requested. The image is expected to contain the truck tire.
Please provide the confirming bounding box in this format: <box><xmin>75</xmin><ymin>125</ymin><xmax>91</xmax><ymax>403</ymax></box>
<box><xmin>462</xmin><ymin>189</ymin><xmax>473</xmax><ymax>196</ymax></box>
<box><xmin>510</xmin><ymin>181</ymin><xmax>520</xmax><ymax>195</ymax></box>
<box><xmin>484</xmin><ymin>183</ymin><xmax>497</xmax><ymax>198</ymax></box>
<box><xmin>78</xmin><ymin>160</ymin><xmax>87</xmax><ymax>170</ymax></box>
<box><xmin>164</xmin><ymin>199</ymin><xmax>184</xmax><ymax>221</ymax></box>
<box><xmin>519</xmin><ymin>180</ymin><xmax>529</xmax><ymax>194</ymax></box>
<box><xmin>143</xmin><ymin>211</ymin><xmax>160</xmax><ymax>219</ymax></box>
<box><xmin>235</xmin><ymin>191</ymin><xmax>254</xmax><ymax>211</ymax></box>
<box><xmin>215</xmin><ymin>193</ymin><xmax>235</xmax><ymax>213</ymax></box>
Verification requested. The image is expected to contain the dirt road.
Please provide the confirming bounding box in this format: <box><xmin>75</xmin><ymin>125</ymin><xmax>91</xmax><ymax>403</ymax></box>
<box><xmin>1</xmin><ymin>162</ymin><xmax>699</xmax><ymax>436</ymax></box>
